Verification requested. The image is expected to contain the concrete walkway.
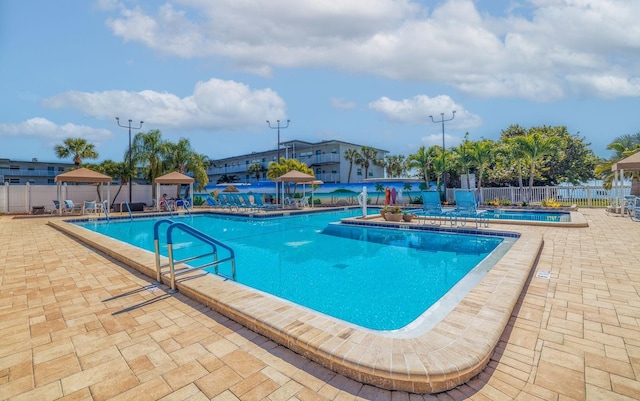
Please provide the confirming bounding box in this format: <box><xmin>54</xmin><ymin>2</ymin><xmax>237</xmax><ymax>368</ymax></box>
<box><xmin>0</xmin><ymin>208</ymin><xmax>639</xmax><ymax>400</ymax></box>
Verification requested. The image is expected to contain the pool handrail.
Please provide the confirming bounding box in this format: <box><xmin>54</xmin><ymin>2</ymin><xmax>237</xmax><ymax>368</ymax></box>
<box><xmin>123</xmin><ymin>201</ymin><xmax>133</xmax><ymax>221</ymax></box>
<box><xmin>102</xmin><ymin>201</ymin><xmax>110</xmax><ymax>222</ymax></box>
<box><xmin>153</xmin><ymin>220</ymin><xmax>236</xmax><ymax>292</ymax></box>
<box><xmin>153</xmin><ymin>219</ymin><xmax>175</xmax><ymax>283</ymax></box>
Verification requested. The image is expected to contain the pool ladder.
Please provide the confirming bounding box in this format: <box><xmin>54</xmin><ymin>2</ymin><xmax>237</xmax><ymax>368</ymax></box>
<box><xmin>153</xmin><ymin>219</ymin><xmax>236</xmax><ymax>293</ymax></box>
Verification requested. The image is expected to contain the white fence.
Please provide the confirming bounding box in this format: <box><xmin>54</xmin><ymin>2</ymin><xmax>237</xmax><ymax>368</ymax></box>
<box><xmin>0</xmin><ymin>183</ymin><xmax>184</xmax><ymax>214</ymax></box>
<box><xmin>452</xmin><ymin>185</ymin><xmax>628</xmax><ymax>208</ymax></box>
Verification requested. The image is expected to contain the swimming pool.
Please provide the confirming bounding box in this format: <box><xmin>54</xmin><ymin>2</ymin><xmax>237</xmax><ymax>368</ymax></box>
<box><xmin>75</xmin><ymin>209</ymin><xmax>510</xmax><ymax>330</ymax></box>
<box><xmin>481</xmin><ymin>208</ymin><xmax>571</xmax><ymax>222</ymax></box>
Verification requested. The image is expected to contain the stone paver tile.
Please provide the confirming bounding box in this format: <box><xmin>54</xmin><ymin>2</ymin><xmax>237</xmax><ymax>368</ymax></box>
<box><xmin>158</xmin><ymin>383</ymin><xmax>209</xmax><ymax>401</ymax></box>
<box><xmin>195</xmin><ymin>366</ymin><xmax>243</xmax><ymax>399</ymax></box>
<box><xmin>220</xmin><ymin>349</ymin><xmax>267</xmax><ymax>378</ymax></box>
<box><xmin>104</xmin><ymin>376</ymin><xmax>173</xmax><ymax>401</ymax></box>
<box><xmin>89</xmin><ymin>370</ymin><xmax>140</xmax><ymax>401</ymax></box>
<box><xmin>534</xmin><ymin>360</ymin><xmax>584</xmax><ymax>399</ymax></box>
<box><xmin>611</xmin><ymin>374</ymin><xmax>640</xmax><ymax>400</ymax></box>
<box><xmin>34</xmin><ymin>353</ymin><xmax>81</xmax><ymax>386</ymax></box>
<box><xmin>162</xmin><ymin>359</ymin><xmax>209</xmax><ymax>391</ymax></box>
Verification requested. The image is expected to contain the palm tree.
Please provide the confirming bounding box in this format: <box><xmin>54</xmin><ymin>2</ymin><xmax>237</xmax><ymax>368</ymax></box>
<box><xmin>375</xmin><ymin>183</ymin><xmax>385</xmax><ymax>205</ymax></box>
<box><xmin>343</xmin><ymin>148</ymin><xmax>361</xmax><ymax>183</ymax></box>
<box><xmin>513</xmin><ymin>131</ymin><xmax>561</xmax><ymax>198</ymax></box>
<box><xmin>596</xmin><ymin>133</ymin><xmax>640</xmax><ymax>192</ymax></box>
<box><xmin>407</xmin><ymin>146</ymin><xmax>438</xmax><ymax>189</ymax></box>
<box><xmin>54</xmin><ymin>138</ymin><xmax>98</xmax><ymax>168</ymax></box>
<box><xmin>358</xmin><ymin>146</ymin><xmax>382</xmax><ymax>179</ymax></box>
<box><xmin>247</xmin><ymin>162</ymin><xmax>265</xmax><ymax>182</ymax></box>
<box><xmin>266</xmin><ymin>157</ymin><xmax>314</xmax><ymax>198</ymax></box>
<box><xmin>165</xmin><ymin>138</ymin><xmax>210</xmax><ymax>193</ymax></box>
<box><xmin>450</xmin><ymin>134</ymin><xmax>474</xmax><ymax>190</ymax></box>
<box><xmin>131</xmin><ymin>129</ymin><xmax>169</xmax><ymax>200</ymax></box>
<box><xmin>468</xmin><ymin>139</ymin><xmax>495</xmax><ymax>202</ymax></box>
<box><xmin>384</xmin><ymin>155</ymin><xmax>406</xmax><ymax>178</ymax></box>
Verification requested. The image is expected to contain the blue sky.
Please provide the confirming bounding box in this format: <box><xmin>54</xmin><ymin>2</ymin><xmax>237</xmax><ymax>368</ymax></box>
<box><xmin>1</xmin><ymin>0</ymin><xmax>638</xmax><ymax>164</ymax></box>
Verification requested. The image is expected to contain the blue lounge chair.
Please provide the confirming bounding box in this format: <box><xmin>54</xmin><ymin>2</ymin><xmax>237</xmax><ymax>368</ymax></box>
<box><xmin>253</xmin><ymin>193</ymin><xmax>279</xmax><ymax>211</ymax></box>
<box><xmin>205</xmin><ymin>196</ymin><xmax>221</xmax><ymax>208</ymax></box>
<box><xmin>417</xmin><ymin>191</ymin><xmax>452</xmax><ymax>225</ymax></box>
<box><xmin>453</xmin><ymin>190</ymin><xmax>488</xmax><ymax>228</ymax></box>
<box><xmin>627</xmin><ymin>196</ymin><xmax>640</xmax><ymax>221</ymax></box>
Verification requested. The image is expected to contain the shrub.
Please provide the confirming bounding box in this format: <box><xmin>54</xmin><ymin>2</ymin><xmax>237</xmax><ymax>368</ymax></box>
<box><xmin>541</xmin><ymin>198</ymin><xmax>561</xmax><ymax>207</ymax></box>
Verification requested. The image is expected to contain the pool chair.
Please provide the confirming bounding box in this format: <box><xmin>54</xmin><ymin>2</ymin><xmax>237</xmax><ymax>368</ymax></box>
<box><xmin>452</xmin><ymin>190</ymin><xmax>489</xmax><ymax>228</ymax></box>
<box><xmin>205</xmin><ymin>196</ymin><xmax>221</xmax><ymax>208</ymax></box>
<box><xmin>63</xmin><ymin>200</ymin><xmax>83</xmax><ymax>214</ymax></box>
<box><xmin>253</xmin><ymin>193</ymin><xmax>279</xmax><ymax>211</ymax></box>
<box><xmin>627</xmin><ymin>196</ymin><xmax>640</xmax><ymax>221</ymax></box>
<box><xmin>417</xmin><ymin>191</ymin><xmax>453</xmax><ymax>225</ymax></box>
<box><xmin>219</xmin><ymin>194</ymin><xmax>238</xmax><ymax>211</ymax></box>
<box><xmin>239</xmin><ymin>193</ymin><xmax>261</xmax><ymax>212</ymax></box>
<box><xmin>51</xmin><ymin>200</ymin><xmax>62</xmax><ymax>214</ymax></box>
<box><xmin>82</xmin><ymin>200</ymin><xmax>98</xmax><ymax>215</ymax></box>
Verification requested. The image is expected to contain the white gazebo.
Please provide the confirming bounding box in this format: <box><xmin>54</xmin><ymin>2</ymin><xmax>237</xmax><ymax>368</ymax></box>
<box><xmin>611</xmin><ymin>150</ymin><xmax>640</xmax><ymax>213</ymax></box>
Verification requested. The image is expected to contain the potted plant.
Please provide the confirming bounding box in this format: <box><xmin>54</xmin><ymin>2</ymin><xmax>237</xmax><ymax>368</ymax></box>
<box><xmin>402</xmin><ymin>210</ymin><xmax>417</xmax><ymax>222</ymax></box>
<box><xmin>386</xmin><ymin>206</ymin><xmax>403</xmax><ymax>222</ymax></box>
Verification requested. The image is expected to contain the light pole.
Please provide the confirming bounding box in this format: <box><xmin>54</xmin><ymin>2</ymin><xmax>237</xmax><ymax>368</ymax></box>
<box><xmin>115</xmin><ymin>117</ymin><xmax>144</xmax><ymax>203</ymax></box>
<box><xmin>266</xmin><ymin>119</ymin><xmax>290</xmax><ymax>205</ymax></box>
<box><xmin>266</xmin><ymin>119</ymin><xmax>290</xmax><ymax>162</ymax></box>
<box><xmin>429</xmin><ymin>111</ymin><xmax>455</xmax><ymax>198</ymax></box>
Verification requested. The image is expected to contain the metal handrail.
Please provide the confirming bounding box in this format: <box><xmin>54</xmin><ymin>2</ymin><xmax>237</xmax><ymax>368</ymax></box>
<box><xmin>153</xmin><ymin>220</ymin><xmax>236</xmax><ymax>292</ymax></box>
<box><xmin>102</xmin><ymin>201</ymin><xmax>110</xmax><ymax>222</ymax></box>
<box><xmin>123</xmin><ymin>201</ymin><xmax>132</xmax><ymax>221</ymax></box>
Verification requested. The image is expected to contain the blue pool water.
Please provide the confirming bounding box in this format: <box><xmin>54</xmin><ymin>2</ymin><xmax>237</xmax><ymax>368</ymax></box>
<box><xmin>75</xmin><ymin>209</ymin><xmax>508</xmax><ymax>330</ymax></box>
<box><xmin>481</xmin><ymin>209</ymin><xmax>571</xmax><ymax>222</ymax></box>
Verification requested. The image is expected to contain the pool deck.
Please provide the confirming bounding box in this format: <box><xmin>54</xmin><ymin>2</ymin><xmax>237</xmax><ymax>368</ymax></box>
<box><xmin>1</xmin><ymin>208</ymin><xmax>640</xmax><ymax>399</ymax></box>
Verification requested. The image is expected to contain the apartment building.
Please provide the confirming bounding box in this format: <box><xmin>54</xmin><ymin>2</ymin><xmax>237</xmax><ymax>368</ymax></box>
<box><xmin>207</xmin><ymin>140</ymin><xmax>388</xmax><ymax>184</ymax></box>
<box><xmin>0</xmin><ymin>158</ymin><xmax>74</xmax><ymax>185</ymax></box>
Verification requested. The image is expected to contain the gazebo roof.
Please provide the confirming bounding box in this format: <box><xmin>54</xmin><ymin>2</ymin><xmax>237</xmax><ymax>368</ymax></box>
<box><xmin>154</xmin><ymin>171</ymin><xmax>195</xmax><ymax>184</ymax></box>
<box><xmin>273</xmin><ymin>170</ymin><xmax>316</xmax><ymax>182</ymax></box>
<box><xmin>54</xmin><ymin>168</ymin><xmax>112</xmax><ymax>183</ymax></box>
<box><xmin>612</xmin><ymin>151</ymin><xmax>640</xmax><ymax>172</ymax></box>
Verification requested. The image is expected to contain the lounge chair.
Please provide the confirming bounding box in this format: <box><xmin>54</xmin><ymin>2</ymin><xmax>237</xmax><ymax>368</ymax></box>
<box><xmin>51</xmin><ymin>200</ymin><xmax>62</xmax><ymax>214</ymax></box>
<box><xmin>416</xmin><ymin>191</ymin><xmax>452</xmax><ymax>225</ymax></box>
<box><xmin>452</xmin><ymin>190</ymin><xmax>488</xmax><ymax>228</ymax></box>
<box><xmin>82</xmin><ymin>200</ymin><xmax>98</xmax><ymax>215</ymax></box>
<box><xmin>253</xmin><ymin>193</ymin><xmax>279</xmax><ymax>211</ymax></box>
<box><xmin>205</xmin><ymin>196</ymin><xmax>221</xmax><ymax>208</ymax></box>
<box><xmin>240</xmin><ymin>193</ymin><xmax>260</xmax><ymax>212</ymax></box>
<box><xmin>627</xmin><ymin>196</ymin><xmax>640</xmax><ymax>221</ymax></box>
<box><xmin>63</xmin><ymin>200</ymin><xmax>83</xmax><ymax>214</ymax></box>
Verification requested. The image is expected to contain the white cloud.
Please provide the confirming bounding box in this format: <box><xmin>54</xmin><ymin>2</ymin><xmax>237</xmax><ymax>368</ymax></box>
<box><xmin>0</xmin><ymin>118</ymin><xmax>112</xmax><ymax>141</ymax></box>
<box><xmin>102</xmin><ymin>0</ymin><xmax>640</xmax><ymax>101</ymax></box>
<box><xmin>330</xmin><ymin>97</ymin><xmax>357</xmax><ymax>110</ymax></box>
<box><xmin>368</xmin><ymin>95</ymin><xmax>482</xmax><ymax>130</ymax></box>
<box><xmin>42</xmin><ymin>78</ymin><xmax>287</xmax><ymax>130</ymax></box>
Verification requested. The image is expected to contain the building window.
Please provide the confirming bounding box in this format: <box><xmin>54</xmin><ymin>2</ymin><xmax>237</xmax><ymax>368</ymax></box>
<box><xmin>10</xmin><ymin>165</ymin><xmax>19</xmax><ymax>170</ymax></box>
<box><xmin>356</xmin><ymin>169</ymin><xmax>362</xmax><ymax>176</ymax></box>
<box><xmin>48</xmin><ymin>179</ymin><xmax>54</xmax><ymax>184</ymax></box>
<box><xmin>9</xmin><ymin>178</ymin><xmax>20</xmax><ymax>184</ymax></box>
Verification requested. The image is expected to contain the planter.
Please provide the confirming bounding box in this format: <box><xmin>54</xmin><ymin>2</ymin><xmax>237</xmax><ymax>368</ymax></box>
<box><xmin>402</xmin><ymin>213</ymin><xmax>416</xmax><ymax>222</ymax></box>
<box><xmin>380</xmin><ymin>209</ymin><xmax>387</xmax><ymax>220</ymax></box>
<box><xmin>386</xmin><ymin>213</ymin><xmax>402</xmax><ymax>222</ymax></box>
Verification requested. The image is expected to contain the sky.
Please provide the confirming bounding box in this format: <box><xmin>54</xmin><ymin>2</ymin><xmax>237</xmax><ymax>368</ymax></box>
<box><xmin>1</xmin><ymin>0</ymin><xmax>639</xmax><ymax>165</ymax></box>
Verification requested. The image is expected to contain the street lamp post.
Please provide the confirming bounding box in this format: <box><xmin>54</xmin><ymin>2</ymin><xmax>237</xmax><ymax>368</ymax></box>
<box><xmin>429</xmin><ymin>111</ymin><xmax>456</xmax><ymax>199</ymax></box>
<box><xmin>266</xmin><ymin>119</ymin><xmax>290</xmax><ymax>162</ymax></box>
<box><xmin>266</xmin><ymin>120</ymin><xmax>290</xmax><ymax>205</ymax></box>
<box><xmin>115</xmin><ymin>117</ymin><xmax>144</xmax><ymax>203</ymax></box>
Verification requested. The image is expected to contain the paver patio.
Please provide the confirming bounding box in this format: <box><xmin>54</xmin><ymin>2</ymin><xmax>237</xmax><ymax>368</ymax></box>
<box><xmin>0</xmin><ymin>208</ymin><xmax>639</xmax><ymax>400</ymax></box>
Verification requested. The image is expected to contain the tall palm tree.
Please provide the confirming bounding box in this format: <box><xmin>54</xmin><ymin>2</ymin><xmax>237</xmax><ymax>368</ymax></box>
<box><xmin>54</xmin><ymin>138</ymin><xmax>99</xmax><ymax>168</ymax></box>
<box><xmin>468</xmin><ymin>139</ymin><xmax>495</xmax><ymax>202</ymax></box>
<box><xmin>247</xmin><ymin>162</ymin><xmax>265</xmax><ymax>182</ymax></box>
<box><xmin>131</xmin><ymin>129</ymin><xmax>169</xmax><ymax>200</ymax></box>
<box><xmin>513</xmin><ymin>131</ymin><xmax>561</xmax><ymax>194</ymax></box>
<box><xmin>343</xmin><ymin>148</ymin><xmax>361</xmax><ymax>183</ymax></box>
<box><xmin>384</xmin><ymin>155</ymin><xmax>406</xmax><ymax>178</ymax></box>
<box><xmin>266</xmin><ymin>157</ymin><xmax>314</xmax><ymax>198</ymax></box>
<box><xmin>358</xmin><ymin>146</ymin><xmax>382</xmax><ymax>179</ymax></box>
<box><xmin>596</xmin><ymin>133</ymin><xmax>640</xmax><ymax>191</ymax></box>
<box><xmin>407</xmin><ymin>146</ymin><xmax>437</xmax><ymax>189</ymax></box>
<box><xmin>450</xmin><ymin>133</ymin><xmax>474</xmax><ymax>189</ymax></box>
<box><xmin>165</xmin><ymin>138</ymin><xmax>210</xmax><ymax>192</ymax></box>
